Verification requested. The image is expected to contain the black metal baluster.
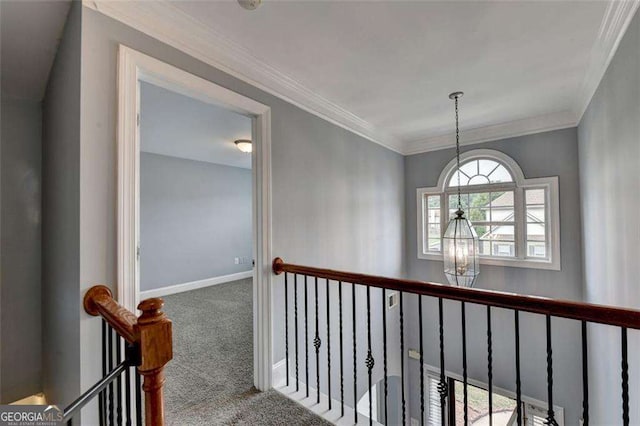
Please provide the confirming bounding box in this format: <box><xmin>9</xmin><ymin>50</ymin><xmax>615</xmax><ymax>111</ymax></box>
<box><xmin>353</xmin><ymin>283</ymin><xmax>358</xmax><ymax>424</ymax></box>
<box><xmin>295</xmin><ymin>274</ymin><xmax>299</xmax><ymax>392</ymax></box>
<box><xmin>285</xmin><ymin>273</ymin><xmax>290</xmax><ymax>387</ymax></box>
<box><xmin>462</xmin><ymin>302</ymin><xmax>468</xmax><ymax>426</ymax></box>
<box><xmin>621</xmin><ymin>327</ymin><xmax>629</xmax><ymax>426</ymax></box>
<box><xmin>305</xmin><ymin>275</ymin><xmax>309</xmax><ymax>397</ymax></box>
<box><xmin>581</xmin><ymin>321</ymin><xmax>589</xmax><ymax>426</ymax></box>
<box><xmin>135</xmin><ymin>371</ymin><xmax>142</xmax><ymax>426</ymax></box>
<box><xmin>125</xmin><ymin>361</ymin><xmax>131</xmax><ymax>426</ymax></box>
<box><xmin>100</xmin><ymin>320</ymin><xmax>107</xmax><ymax>426</ymax></box>
<box><xmin>545</xmin><ymin>315</ymin><xmax>558</xmax><ymax>425</ymax></box>
<box><xmin>339</xmin><ymin>281</ymin><xmax>345</xmax><ymax>417</ymax></box>
<box><xmin>419</xmin><ymin>295</ymin><xmax>425</xmax><ymax>426</ymax></box>
<box><xmin>109</xmin><ymin>327</ymin><xmax>114</xmax><ymax>426</ymax></box>
<box><xmin>515</xmin><ymin>310</ymin><xmax>522</xmax><ymax>426</ymax></box>
<box><xmin>438</xmin><ymin>298</ymin><xmax>447</xmax><ymax>426</ymax></box>
<box><xmin>366</xmin><ymin>285</ymin><xmax>375</xmax><ymax>426</ymax></box>
<box><xmin>400</xmin><ymin>292</ymin><xmax>406</xmax><ymax>426</ymax></box>
<box><xmin>326</xmin><ymin>279</ymin><xmax>332</xmax><ymax>410</ymax></box>
<box><xmin>382</xmin><ymin>289</ymin><xmax>388</xmax><ymax>426</ymax></box>
<box><xmin>314</xmin><ymin>277</ymin><xmax>321</xmax><ymax>404</ymax></box>
<box><xmin>116</xmin><ymin>335</ymin><xmax>123</xmax><ymax>426</ymax></box>
<box><xmin>487</xmin><ymin>306</ymin><xmax>493</xmax><ymax>426</ymax></box>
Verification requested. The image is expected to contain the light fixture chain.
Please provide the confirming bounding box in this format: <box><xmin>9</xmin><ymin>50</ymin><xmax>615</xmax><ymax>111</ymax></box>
<box><xmin>455</xmin><ymin>95</ymin><xmax>461</xmax><ymax>210</ymax></box>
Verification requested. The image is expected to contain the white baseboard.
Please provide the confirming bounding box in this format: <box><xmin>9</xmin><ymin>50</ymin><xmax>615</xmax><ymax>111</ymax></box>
<box><xmin>140</xmin><ymin>270</ymin><xmax>252</xmax><ymax>299</ymax></box>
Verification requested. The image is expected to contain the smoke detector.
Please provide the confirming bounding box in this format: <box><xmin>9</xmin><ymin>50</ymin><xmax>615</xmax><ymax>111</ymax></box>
<box><xmin>238</xmin><ymin>0</ymin><xmax>262</xmax><ymax>10</ymax></box>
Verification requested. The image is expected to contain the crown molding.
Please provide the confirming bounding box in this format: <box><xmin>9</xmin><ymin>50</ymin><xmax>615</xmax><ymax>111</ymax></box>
<box><xmin>575</xmin><ymin>0</ymin><xmax>640</xmax><ymax>122</ymax></box>
<box><xmin>402</xmin><ymin>110</ymin><xmax>577</xmax><ymax>155</ymax></box>
<box><xmin>84</xmin><ymin>0</ymin><xmax>638</xmax><ymax>156</ymax></box>
<box><xmin>83</xmin><ymin>0</ymin><xmax>404</xmax><ymax>154</ymax></box>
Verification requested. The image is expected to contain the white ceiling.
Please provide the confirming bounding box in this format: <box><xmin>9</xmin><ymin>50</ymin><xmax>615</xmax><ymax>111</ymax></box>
<box><xmin>86</xmin><ymin>1</ymin><xmax>640</xmax><ymax>153</ymax></box>
<box><xmin>140</xmin><ymin>81</ymin><xmax>252</xmax><ymax>169</ymax></box>
<box><xmin>1</xmin><ymin>0</ymin><xmax>71</xmax><ymax>101</ymax></box>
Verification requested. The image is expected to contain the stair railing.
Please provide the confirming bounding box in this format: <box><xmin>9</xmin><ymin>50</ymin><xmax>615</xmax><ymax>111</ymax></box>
<box><xmin>273</xmin><ymin>257</ymin><xmax>640</xmax><ymax>426</ymax></box>
<box><xmin>63</xmin><ymin>285</ymin><xmax>172</xmax><ymax>426</ymax></box>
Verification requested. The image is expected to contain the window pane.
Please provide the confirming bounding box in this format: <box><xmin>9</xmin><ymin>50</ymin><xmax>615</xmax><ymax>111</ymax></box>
<box><xmin>467</xmin><ymin>207</ymin><xmax>486</xmax><ymax>222</ymax></box>
<box><xmin>460</xmin><ymin>160</ymin><xmax>478</xmax><ymax>177</ymax></box>
<box><xmin>478</xmin><ymin>159</ymin><xmax>500</xmax><ymax>176</ymax></box>
<box><xmin>452</xmin><ymin>380</ymin><xmax>517</xmax><ymax>426</ymax></box>
<box><xmin>469</xmin><ymin>192</ymin><xmax>491</xmax><ymax>209</ymax></box>
<box><xmin>528</xmin><ymin>242</ymin><xmax>546</xmax><ymax>258</ymax></box>
<box><xmin>478</xmin><ymin>240</ymin><xmax>491</xmax><ymax>256</ymax></box>
<box><xmin>468</xmin><ymin>174</ymin><xmax>490</xmax><ymax>185</ymax></box>
<box><xmin>489</xmin><ymin>225</ymin><xmax>515</xmax><ymax>241</ymax></box>
<box><xmin>492</xmin><ymin>241</ymin><xmax>515</xmax><ymax>257</ymax></box>
<box><xmin>527</xmin><ymin>206</ymin><xmax>545</xmax><ymax>222</ymax></box>
<box><xmin>487</xmin><ymin>164</ymin><xmax>513</xmax><ymax>183</ymax></box>
<box><xmin>428</xmin><ymin>223</ymin><xmax>440</xmax><ymax>238</ymax></box>
<box><xmin>427</xmin><ymin>195</ymin><xmax>440</xmax><ymax>208</ymax></box>
<box><xmin>490</xmin><ymin>191</ymin><xmax>514</xmax><ymax>207</ymax></box>
<box><xmin>527</xmin><ymin>222</ymin><xmax>545</xmax><ymax>241</ymax></box>
<box><xmin>526</xmin><ymin>188</ymin><xmax>545</xmax><ymax>205</ymax></box>
<box><xmin>473</xmin><ymin>225</ymin><xmax>489</xmax><ymax>239</ymax></box>
<box><xmin>428</xmin><ymin>238</ymin><xmax>441</xmax><ymax>252</ymax></box>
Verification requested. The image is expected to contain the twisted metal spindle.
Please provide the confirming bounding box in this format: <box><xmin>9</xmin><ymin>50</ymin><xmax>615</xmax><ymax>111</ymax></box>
<box><xmin>326</xmin><ymin>279</ymin><xmax>332</xmax><ymax>410</ymax></box>
<box><xmin>438</xmin><ymin>298</ymin><xmax>447</xmax><ymax>426</ymax></box>
<box><xmin>487</xmin><ymin>306</ymin><xmax>493</xmax><ymax>426</ymax></box>
<box><xmin>284</xmin><ymin>273</ymin><xmax>289</xmax><ymax>386</ymax></box>
<box><xmin>462</xmin><ymin>302</ymin><xmax>468</xmax><ymax>426</ymax></box>
<box><xmin>419</xmin><ymin>295</ymin><xmax>425</xmax><ymax>426</ymax></box>
<box><xmin>366</xmin><ymin>285</ymin><xmax>374</xmax><ymax>426</ymax></box>
<box><xmin>581</xmin><ymin>321</ymin><xmax>589</xmax><ymax>426</ymax></box>
<box><xmin>314</xmin><ymin>277</ymin><xmax>321</xmax><ymax>404</ymax></box>
<box><xmin>294</xmin><ymin>274</ymin><xmax>299</xmax><ymax>392</ymax></box>
<box><xmin>621</xmin><ymin>327</ymin><xmax>629</xmax><ymax>426</ymax></box>
<box><xmin>305</xmin><ymin>275</ymin><xmax>309</xmax><ymax>397</ymax></box>
<box><xmin>382</xmin><ymin>289</ymin><xmax>388</xmax><ymax>425</ymax></box>
<box><xmin>400</xmin><ymin>292</ymin><xmax>406</xmax><ymax>425</ymax></box>
<box><xmin>339</xmin><ymin>281</ymin><xmax>345</xmax><ymax>417</ymax></box>
<box><xmin>545</xmin><ymin>315</ymin><xmax>558</xmax><ymax>426</ymax></box>
<box><xmin>515</xmin><ymin>310</ymin><xmax>522</xmax><ymax>426</ymax></box>
<box><xmin>353</xmin><ymin>283</ymin><xmax>358</xmax><ymax>424</ymax></box>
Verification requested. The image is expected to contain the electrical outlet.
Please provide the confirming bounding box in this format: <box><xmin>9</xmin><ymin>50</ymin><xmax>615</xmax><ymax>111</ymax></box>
<box><xmin>410</xmin><ymin>418</ymin><xmax>420</xmax><ymax>426</ymax></box>
<box><xmin>234</xmin><ymin>257</ymin><xmax>240</xmax><ymax>265</ymax></box>
<box><xmin>408</xmin><ymin>349</ymin><xmax>421</xmax><ymax>360</ymax></box>
<box><xmin>387</xmin><ymin>291</ymin><xmax>398</xmax><ymax>309</ymax></box>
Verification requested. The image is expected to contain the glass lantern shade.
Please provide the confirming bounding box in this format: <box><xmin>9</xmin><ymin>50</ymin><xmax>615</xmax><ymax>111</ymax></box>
<box><xmin>443</xmin><ymin>209</ymin><xmax>480</xmax><ymax>287</ymax></box>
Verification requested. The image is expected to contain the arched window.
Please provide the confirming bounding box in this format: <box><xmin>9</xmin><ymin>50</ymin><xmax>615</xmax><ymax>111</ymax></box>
<box><xmin>417</xmin><ymin>149</ymin><xmax>560</xmax><ymax>270</ymax></box>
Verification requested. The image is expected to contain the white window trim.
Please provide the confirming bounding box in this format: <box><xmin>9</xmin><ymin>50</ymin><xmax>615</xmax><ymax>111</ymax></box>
<box><xmin>417</xmin><ymin>149</ymin><xmax>561</xmax><ymax>271</ymax></box>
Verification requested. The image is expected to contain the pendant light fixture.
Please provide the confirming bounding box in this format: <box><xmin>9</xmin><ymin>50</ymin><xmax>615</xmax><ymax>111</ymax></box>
<box><xmin>443</xmin><ymin>92</ymin><xmax>480</xmax><ymax>287</ymax></box>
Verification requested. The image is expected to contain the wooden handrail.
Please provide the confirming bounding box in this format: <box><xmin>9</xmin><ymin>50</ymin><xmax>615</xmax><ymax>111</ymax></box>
<box><xmin>273</xmin><ymin>257</ymin><xmax>640</xmax><ymax>329</ymax></box>
<box><xmin>84</xmin><ymin>285</ymin><xmax>138</xmax><ymax>343</ymax></box>
<box><xmin>84</xmin><ymin>285</ymin><xmax>173</xmax><ymax>426</ymax></box>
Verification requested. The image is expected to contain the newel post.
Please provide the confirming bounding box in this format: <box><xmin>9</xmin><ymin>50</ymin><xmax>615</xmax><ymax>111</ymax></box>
<box><xmin>136</xmin><ymin>298</ymin><xmax>173</xmax><ymax>426</ymax></box>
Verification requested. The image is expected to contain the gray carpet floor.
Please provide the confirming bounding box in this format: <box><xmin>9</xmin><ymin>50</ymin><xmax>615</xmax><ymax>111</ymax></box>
<box><xmin>161</xmin><ymin>278</ymin><xmax>330</xmax><ymax>425</ymax></box>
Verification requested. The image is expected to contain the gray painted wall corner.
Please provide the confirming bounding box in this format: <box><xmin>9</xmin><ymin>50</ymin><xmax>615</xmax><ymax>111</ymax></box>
<box><xmin>41</xmin><ymin>0</ymin><xmax>82</xmax><ymax>407</ymax></box>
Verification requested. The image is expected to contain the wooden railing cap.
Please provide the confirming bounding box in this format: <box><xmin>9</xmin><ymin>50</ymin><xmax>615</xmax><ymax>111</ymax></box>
<box><xmin>83</xmin><ymin>285</ymin><xmax>113</xmax><ymax>316</ymax></box>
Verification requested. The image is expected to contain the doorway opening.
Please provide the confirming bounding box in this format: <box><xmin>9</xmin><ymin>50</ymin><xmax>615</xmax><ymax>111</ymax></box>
<box><xmin>116</xmin><ymin>46</ymin><xmax>273</xmax><ymax>397</ymax></box>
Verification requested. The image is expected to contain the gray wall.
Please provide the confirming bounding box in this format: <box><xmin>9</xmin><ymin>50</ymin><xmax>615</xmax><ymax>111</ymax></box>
<box><xmin>140</xmin><ymin>153</ymin><xmax>252</xmax><ymax>291</ymax></box>
<box><xmin>578</xmin><ymin>9</ymin><xmax>640</xmax><ymax>424</ymax></box>
<box><xmin>41</xmin><ymin>1</ymin><xmax>82</xmax><ymax>407</ymax></box>
<box><xmin>77</xmin><ymin>4</ymin><xmax>405</xmax><ymax>414</ymax></box>
<box><xmin>0</xmin><ymin>97</ymin><xmax>42</xmax><ymax>403</ymax></box>
<box><xmin>404</xmin><ymin>128</ymin><xmax>584</xmax><ymax>423</ymax></box>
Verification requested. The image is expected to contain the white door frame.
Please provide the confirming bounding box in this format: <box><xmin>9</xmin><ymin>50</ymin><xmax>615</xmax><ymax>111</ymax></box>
<box><xmin>116</xmin><ymin>45</ymin><xmax>273</xmax><ymax>390</ymax></box>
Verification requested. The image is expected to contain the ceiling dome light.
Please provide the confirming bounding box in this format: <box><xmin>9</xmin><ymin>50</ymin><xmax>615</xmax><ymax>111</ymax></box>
<box><xmin>234</xmin><ymin>139</ymin><xmax>253</xmax><ymax>153</ymax></box>
<box><xmin>442</xmin><ymin>92</ymin><xmax>480</xmax><ymax>287</ymax></box>
<box><xmin>238</xmin><ymin>0</ymin><xmax>262</xmax><ymax>10</ymax></box>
